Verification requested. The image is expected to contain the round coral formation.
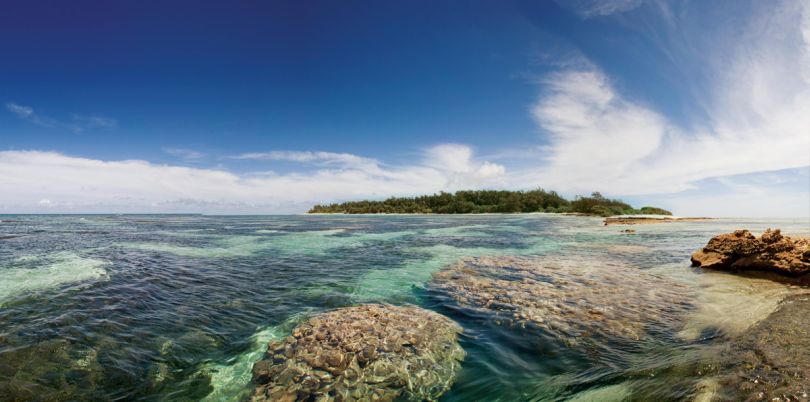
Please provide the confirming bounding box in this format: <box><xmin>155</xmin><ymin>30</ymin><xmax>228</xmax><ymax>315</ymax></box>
<box><xmin>251</xmin><ymin>304</ymin><xmax>464</xmax><ymax>402</ymax></box>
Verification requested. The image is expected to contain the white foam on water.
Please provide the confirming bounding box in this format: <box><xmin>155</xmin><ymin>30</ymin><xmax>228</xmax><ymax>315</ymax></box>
<box><xmin>0</xmin><ymin>251</ymin><xmax>107</xmax><ymax>304</ymax></box>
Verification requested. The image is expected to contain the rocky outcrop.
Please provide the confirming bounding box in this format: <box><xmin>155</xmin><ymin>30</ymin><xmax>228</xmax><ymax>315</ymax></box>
<box><xmin>250</xmin><ymin>304</ymin><xmax>464</xmax><ymax>402</ymax></box>
<box><xmin>429</xmin><ymin>256</ymin><xmax>692</xmax><ymax>344</ymax></box>
<box><xmin>713</xmin><ymin>294</ymin><xmax>810</xmax><ymax>401</ymax></box>
<box><xmin>691</xmin><ymin>229</ymin><xmax>810</xmax><ymax>276</ymax></box>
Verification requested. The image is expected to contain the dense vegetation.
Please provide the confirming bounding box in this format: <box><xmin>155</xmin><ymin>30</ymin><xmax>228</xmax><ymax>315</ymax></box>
<box><xmin>308</xmin><ymin>190</ymin><xmax>671</xmax><ymax>217</ymax></box>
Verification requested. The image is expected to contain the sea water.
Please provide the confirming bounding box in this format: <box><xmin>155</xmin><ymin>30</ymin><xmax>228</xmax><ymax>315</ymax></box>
<box><xmin>0</xmin><ymin>214</ymin><xmax>808</xmax><ymax>401</ymax></box>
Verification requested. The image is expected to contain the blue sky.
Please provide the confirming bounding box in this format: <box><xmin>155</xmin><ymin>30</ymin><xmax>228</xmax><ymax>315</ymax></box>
<box><xmin>1</xmin><ymin>0</ymin><xmax>808</xmax><ymax>215</ymax></box>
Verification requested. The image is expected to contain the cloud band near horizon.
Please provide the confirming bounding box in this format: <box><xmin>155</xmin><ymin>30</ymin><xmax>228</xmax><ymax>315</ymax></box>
<box><xmin>1</xmin><ymin>0</ymin><xmax>808</xmax><ymax>216</ymax></box>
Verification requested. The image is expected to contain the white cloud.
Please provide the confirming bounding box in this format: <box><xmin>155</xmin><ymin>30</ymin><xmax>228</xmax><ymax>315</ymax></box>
<box><xmin>423</xmin><ymin>144</ymin><xmax>506</xmax><ymax>189</ymax></box>
<box><xmin>164</xmin><ymin>148</ymin><xmax>205</xmax><ymax>160</ymax></box>
<box><xmin>2</xmin><ymin>0</ymin><xmax>807</xmax><ymax>217</ymax></box>
<box><xmin>529</xmin><ymin>70</ymin><xmax>668</xmax><ymax>187</ymax></box>
<box><xmin>516</xmin><ymin>0</ymin><xmax>810</xmax><ymax>203</ymax></box>
<box><xmin>0</xmin><ymin>145</ymin><xmax>504</xmax><ymax>214</ymax></box>
<box><xmin>6</xmin><ymin>102</ymin><xmax>56</xmax><ymax>128</ymax></box>
<box><xmin>638</xmin><ymin>167</ymin><xmax>810</xmax><ymax>218</ymax></box>
<box><xmin>555</xmin><ymin>0</ymin><xmax>644</xmax><ymax>19</ymax></box>
<box><xmin>6</xmin><ymin>103</ymin><xmax>34</xmax><ymax>118</ymax></box>
<box><xmin>233</xmin><ymin>151</ymin><xmax>379</xmax><ymax>170</ymax></box>
<box><xmin>5</xmin><ymin>102</ymin><xmax>116</xmax><ymax>133</ymax></box>
<box><xmin>71</xmin><ymin>114</ymin><xmax>117</xmax><ymax>129</ymax></box>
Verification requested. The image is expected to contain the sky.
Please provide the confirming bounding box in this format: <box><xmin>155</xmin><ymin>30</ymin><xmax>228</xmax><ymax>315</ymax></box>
<box><xmin>1</xmin><ymin>0</ymin><xmax>808</xmax><ymax>216</ymax></box>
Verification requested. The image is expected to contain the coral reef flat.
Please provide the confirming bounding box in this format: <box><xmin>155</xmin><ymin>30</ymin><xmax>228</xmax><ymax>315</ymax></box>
<box><xmin>1</xmin><ymin>215</ymin><xmax>809</xmax><ymax>401</ymax></box>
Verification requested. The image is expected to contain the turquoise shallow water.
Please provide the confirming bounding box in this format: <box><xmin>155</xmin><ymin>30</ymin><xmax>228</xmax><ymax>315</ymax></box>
<box><xmin>0</xmin><ymin>214</ymin><xmax>808</xmax><ymax>401</ymax></box>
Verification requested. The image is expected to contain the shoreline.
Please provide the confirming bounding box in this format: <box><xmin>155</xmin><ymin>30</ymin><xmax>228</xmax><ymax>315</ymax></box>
<box><xmin>603</xmin><ymin>216</ymin><xmax>714</xmax><ymax>225</ymax></box>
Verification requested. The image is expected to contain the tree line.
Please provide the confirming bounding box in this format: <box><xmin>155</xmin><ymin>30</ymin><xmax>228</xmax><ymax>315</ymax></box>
<box><xmin>308</xmin><ymin>190</ymin><xmax>671</xmax><ymax>217</ymax></box>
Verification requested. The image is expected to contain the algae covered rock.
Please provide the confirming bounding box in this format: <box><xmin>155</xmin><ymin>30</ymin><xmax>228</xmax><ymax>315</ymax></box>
<box><xmin>713</xmin><ymin>294</ymin><xmax>810</xmax><ymax>401</ymax></box>
<box><xmin>429</xmin><ymin>256</ymin><xmax>692</xmax><ymax>343</ymax></box>
<box><xmin>250</xmin><ymin>304</ymin><xmax>464</xmax><ymax>402</ymax></box>
<box><xmin>691</xmin><ymin>229</ymin><xmax>810</xmax><ymax>276</ymax></box>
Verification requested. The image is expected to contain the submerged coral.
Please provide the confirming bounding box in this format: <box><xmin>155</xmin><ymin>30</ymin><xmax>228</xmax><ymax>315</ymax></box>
<box><xmin>429</xmin><ymin>256</ymin><xmax>692</xmax><ymax>343</ymax></box>
<box><xmin>0</xmin><ymin>339</ymin><xmax>105</xmax><ymax>400</ymax></box>
<box><xmin>250</xmin><ymin>304</ymin><xmax>464</xmax><ymax>402</ymax></box>
<box><xmin>691</xmin><ymin>229</ymin><xmax>810</xmax><ymax>277</ymax></box>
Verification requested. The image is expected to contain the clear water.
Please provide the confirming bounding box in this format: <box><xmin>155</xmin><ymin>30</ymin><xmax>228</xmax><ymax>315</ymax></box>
<box><xmin>0</xmin><ymin>214</ymin><xmax>808</xmax><ymax>401</ymax></box>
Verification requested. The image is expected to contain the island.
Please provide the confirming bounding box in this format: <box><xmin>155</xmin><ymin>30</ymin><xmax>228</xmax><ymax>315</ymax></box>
<box><xmin>308</xmin><ymin>190</ymin><xmax>672</xmax><ymax>217</ymax></box>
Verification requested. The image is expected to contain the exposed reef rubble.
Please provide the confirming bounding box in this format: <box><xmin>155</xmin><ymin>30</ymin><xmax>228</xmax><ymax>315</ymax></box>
<box><xmin>712</xmin><ymin>294</ymin><xmax>810</xmax><ymax>401</ymax></box>
<box><xmin>691</xmin><ymin>229</ymin><xmax>810</xmax><ymax>277</ymax></box>
<box><xmin>604</xmin><ymin>216</ymin><xmax>711</xmax><ymax>225</ymax></box>
<box><xmin>250</xmin><ymin>304</ymin><xmax>464</xmax><ymax>402</ymax></box>
<box><xmin>428</xmin><ymin>256</ymin><xmax>692</xmax><ymax>344</ymax></box>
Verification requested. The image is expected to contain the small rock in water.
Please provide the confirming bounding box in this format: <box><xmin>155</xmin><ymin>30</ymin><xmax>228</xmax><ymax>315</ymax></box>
<box><xmin>428</xmin><ymin>255</ymin><xmax>692</xmax><ymax>344</ymax></box>
<box><xmin>250</xmin><ymin>304</ymin><xmax>464</xmax><ymax>402</ymax></box>
<box><xmin>691</xmin><ymin>229</ymin><xmax>810</xmax><ymax>277</ymax></box>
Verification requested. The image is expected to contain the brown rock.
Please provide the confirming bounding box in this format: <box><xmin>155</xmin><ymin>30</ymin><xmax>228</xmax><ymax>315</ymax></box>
<box><xmin>252</xmin><ymin>360</ymin><xmax>272</xmax><ymax>384</ymax></box>
<box><xmin>691</xmin><ymin>229</ymin><xmax>810</xmax><ymax>277</ymax></box>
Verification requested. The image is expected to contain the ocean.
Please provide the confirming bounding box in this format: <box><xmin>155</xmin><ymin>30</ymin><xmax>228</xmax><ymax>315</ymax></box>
<box><xmin>1</xmin><ymin>214</ymin><xmax>808</xmax><ymax>401</ymax></box>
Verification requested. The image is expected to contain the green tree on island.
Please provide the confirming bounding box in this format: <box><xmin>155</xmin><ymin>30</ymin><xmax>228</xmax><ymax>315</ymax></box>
<box><xmin>309</xmin><ymin>190</ymin><xmax>671</xmax><ymax>217</ymax></box>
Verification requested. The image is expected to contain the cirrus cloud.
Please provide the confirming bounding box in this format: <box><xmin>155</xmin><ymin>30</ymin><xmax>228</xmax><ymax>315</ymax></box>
<box><xmin>511</xmin><ymin>0</ymin><xmax>810</xmax><ymax>203</ymax></box>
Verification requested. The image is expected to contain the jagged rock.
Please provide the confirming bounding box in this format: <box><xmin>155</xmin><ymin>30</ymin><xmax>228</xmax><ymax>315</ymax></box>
<box><xmin>713</xmin><ymin>294</ymin><xmax>810</xmax><ymax>401</ymax></box>
<box><xmin>691</xmin><ymin>229</ymin><xmax>810</xmax><ymax>276</ymax></box>
<box><xmin>250</xmin><ymin>304</ymin><xmax>464</xmax><ymax>402</ymax></box>
<box><xmin>429</xmin><ymin>256</ymin><xmax>692</xmax><ymax>343</ymax></box>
